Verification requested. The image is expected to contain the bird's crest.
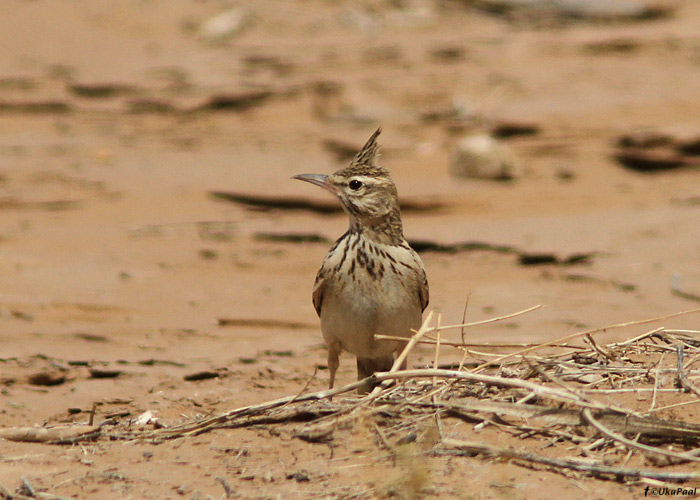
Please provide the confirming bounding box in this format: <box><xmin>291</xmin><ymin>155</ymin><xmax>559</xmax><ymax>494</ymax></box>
<box><xmin>342</xmin><ymin>127</ymin><xmax>389</xmax><ymax>177</ymax></box>
<box><xmin>352</xmin><ymin>127</ymin><xmax>381</xmax><ymax>167</ymax></box>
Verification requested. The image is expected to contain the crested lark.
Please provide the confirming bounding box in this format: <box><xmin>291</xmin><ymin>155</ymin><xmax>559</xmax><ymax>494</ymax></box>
<box><xmin>293</xmin><ymin>128</ymin><xmax>429</xmax><ymax>393</ymax></box>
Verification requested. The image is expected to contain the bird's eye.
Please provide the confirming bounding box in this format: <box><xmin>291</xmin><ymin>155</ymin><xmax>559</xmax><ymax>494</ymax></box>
<box><xmin>349</xmin><ymin>180</ymin><xmax>363</xmax><ymax>190</ymax></box>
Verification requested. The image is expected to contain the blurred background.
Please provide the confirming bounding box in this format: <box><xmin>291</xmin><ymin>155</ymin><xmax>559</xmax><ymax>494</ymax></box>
<box><xmin>1</xmin><ymin>0</ymin><xmax>698</xmax><ymax>335</ymax></box>
<box><xmin>1</xmin><ymin>1</ymin><xmax>700</xmax><ymax>497</ymax></box>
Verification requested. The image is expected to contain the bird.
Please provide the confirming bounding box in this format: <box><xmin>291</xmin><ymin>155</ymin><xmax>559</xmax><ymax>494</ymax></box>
<box><xmin>292</xmin><ymin>128</ymin><xmax>429</xmax><ymax>393</ymax></box>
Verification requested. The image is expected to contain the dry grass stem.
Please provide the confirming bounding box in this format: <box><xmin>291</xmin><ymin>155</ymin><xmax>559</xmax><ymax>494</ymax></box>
<box><xmin>7</xmin><ymin>309</ymin><xmax>700</xmax><ymax>486</ymax></box>
<box><xmin>676</xmin><ymin>344</ymin><xmax>700</xmax><ymax>399</ymax></box>
<box><xmin>391</xmin><ymin>311</ymin><xmax>434</xmax><ymax>373</ymax></box>
<box><xmin>582</xmin><ymin>408</ymin><xmax>700</xmax><ymax>463</ymax></box>
<box><xmin>423</xmin><ymin>304</ymin><xmax>543</xmax><ymax>334</ymax></box>
<box><xmin>374</xmin><ymin>334</ymin><xmax>587</xmax><ymax>350</ymax></box>
<box><xmin>472</xmin><ymin>307</ymin><xmax>700</xmax><ymax>372</ymax></box>
<box><xmin>440</xmin><ymin>439</ymin><xmax>700</xmax><ymax>483</ymax></box>
<box><xmin>649</xmin><ymin>353</ymin><xmax>665</xmax><ymax>412</ymax></box>
<box><xmin>432</xmin><ymin>314</ymin><xmax>442</xmax><ymax>389</ymax></box>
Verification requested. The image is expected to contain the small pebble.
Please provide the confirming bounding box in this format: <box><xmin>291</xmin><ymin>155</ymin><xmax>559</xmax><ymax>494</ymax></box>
<box><xmin>450</xmin><ymin>134</ymin><xmax>521</xmax><ymax>181</ymax></box>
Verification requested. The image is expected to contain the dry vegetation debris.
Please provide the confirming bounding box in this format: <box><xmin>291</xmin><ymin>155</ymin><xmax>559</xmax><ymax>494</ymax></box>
<box><xmin>4</xmin><ymin>307</ymin><xmax>700</xmax><ymax>497</ymax></box>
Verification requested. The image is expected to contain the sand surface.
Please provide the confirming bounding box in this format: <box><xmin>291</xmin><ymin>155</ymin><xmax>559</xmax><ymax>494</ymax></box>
<box><xmin>1</xmin><ymin>1</ymin><xmax>700</xmax><ymax>498</ymax></box>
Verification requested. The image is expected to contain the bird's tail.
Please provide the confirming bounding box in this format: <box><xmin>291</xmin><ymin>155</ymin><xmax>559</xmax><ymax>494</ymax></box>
<box><xmin>356</xmin><ymin>355</ymin><xmax>394</xmax><ymax>394</ymax></box>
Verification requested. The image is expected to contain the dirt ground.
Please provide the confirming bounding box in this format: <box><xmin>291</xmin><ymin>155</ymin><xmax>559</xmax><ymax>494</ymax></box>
<box><xmin>1</xmin><ymin>1</ymin><xmax>700</xmax><ymax>498</ymax></box>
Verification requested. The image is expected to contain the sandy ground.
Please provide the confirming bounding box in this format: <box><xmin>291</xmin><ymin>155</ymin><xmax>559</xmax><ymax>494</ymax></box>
<box><xmin>1</xmin><ymin>1</ymin><xmax>700</xmax><ymax>498</ymax></box>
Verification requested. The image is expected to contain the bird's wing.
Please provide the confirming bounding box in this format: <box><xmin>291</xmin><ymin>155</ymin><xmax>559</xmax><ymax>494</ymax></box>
<box><xmin>312</xmin><ymin>267</ymin><xmax>326</xmax><ymax>317</ymax></box>
<box><xmin>418</xmin><ymin>268</ymin><xmax>429</xmax><ymax>312</ymax></box>
<box><xmin>409</xmin><ymin>248</ymin><xmax>429</xmax><ymax>312</ymax></box>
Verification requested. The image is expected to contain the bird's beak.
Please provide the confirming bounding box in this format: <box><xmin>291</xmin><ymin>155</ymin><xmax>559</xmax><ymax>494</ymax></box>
<box><xmin>292</xmin><ymin>173</ymin><xmax>337</xmax><ymax>194</ymax></box>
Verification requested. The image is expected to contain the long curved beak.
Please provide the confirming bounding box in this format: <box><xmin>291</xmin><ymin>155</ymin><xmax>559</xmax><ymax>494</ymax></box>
<box><xmin>292</xmin><ymin>173</ymin><xmax>336</xmax><ymax>194</ymax></box>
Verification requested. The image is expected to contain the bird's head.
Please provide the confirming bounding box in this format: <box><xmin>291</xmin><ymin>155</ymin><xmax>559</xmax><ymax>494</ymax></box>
<box><xmin>293</xmin><ymin>128</ymin><xmax>402</xmax><ymax>237</ymax></box>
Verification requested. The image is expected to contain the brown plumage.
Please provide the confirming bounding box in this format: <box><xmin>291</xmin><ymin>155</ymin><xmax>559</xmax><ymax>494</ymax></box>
<box><xmin>293</xmin><ymin>128</ymin><xmax>429</xmax><ymax>393</ymax></box>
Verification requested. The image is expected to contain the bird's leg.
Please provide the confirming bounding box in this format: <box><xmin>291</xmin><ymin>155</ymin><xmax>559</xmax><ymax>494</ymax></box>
<box><xmin>327</xmin><ymin>342</ymin><xmax>340</xmax><ymax>390</ymax></box>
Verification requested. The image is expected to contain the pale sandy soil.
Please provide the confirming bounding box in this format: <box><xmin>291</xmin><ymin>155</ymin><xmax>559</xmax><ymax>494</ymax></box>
<box><xmin>1</xmin><ymin>1</ymin><xmax>700</xmax><ymax>499</ymax></box>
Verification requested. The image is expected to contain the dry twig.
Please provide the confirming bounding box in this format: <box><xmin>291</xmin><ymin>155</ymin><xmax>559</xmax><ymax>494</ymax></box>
<box><xmin>440</xmin><ymin>439</ymin><xmax>700</xmax><ymax>483</ymax></box>
<box><xmin>676</xmin><ymin>344</ymin><xmax>700</xmax><ymax>399</ymax></box>
<box><xmin>11</xmin><ymin>310</ymin><xmax>700</xmax><ymax>491</ymax></box>
<box><xmin>582</xmin><ymin>408</ymin><xmax>700</xmax><ymax>463</ymax></box>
